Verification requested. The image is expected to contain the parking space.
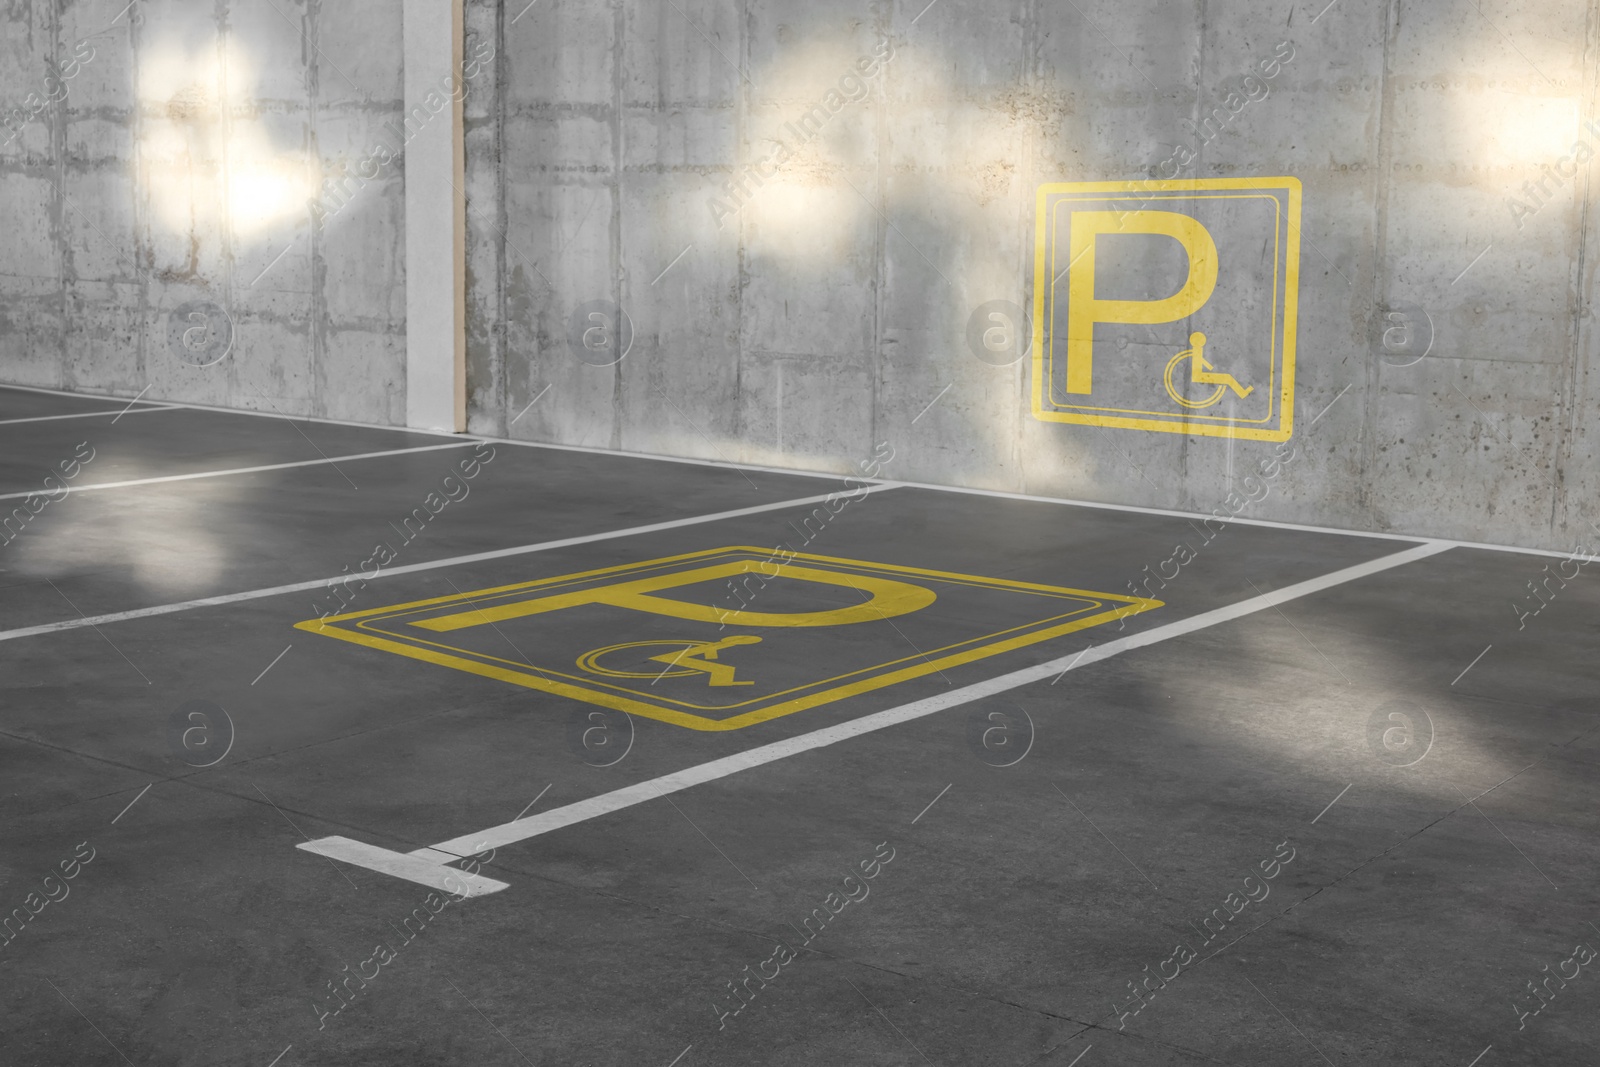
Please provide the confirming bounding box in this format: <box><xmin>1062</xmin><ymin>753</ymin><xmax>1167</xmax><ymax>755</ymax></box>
<box><xmin>1</xmin><ymin>386</ymin><xmax>1596</xmax><ymax>1067</ymax></box>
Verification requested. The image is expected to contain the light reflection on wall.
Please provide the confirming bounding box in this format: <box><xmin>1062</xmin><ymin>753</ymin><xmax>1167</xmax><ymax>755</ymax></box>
<box><xmin>743</xmin><ymin>179</ymin><xmax>866</xmax><ymax>264</ymax></box>
<box><xmin>709</xmin><ymin>35</ymin><xmax>1048</xmax><ymax>475</ymax></box>
<box><xmin>137</xmin><ymin>35</ymin><xmax>313</xmax><ymax>245</ymax></box>
<box><xmin>725</xmin><ymin>36</ymin><xmax>894</xmax><ymax>263</ymax></box>
<box><xmin>1486</xmin><ymin>94</ymin><xmax>1579</xmax><ymax>165</ymax></box>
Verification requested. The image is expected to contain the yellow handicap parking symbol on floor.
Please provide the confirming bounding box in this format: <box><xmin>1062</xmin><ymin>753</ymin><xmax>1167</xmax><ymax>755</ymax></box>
<box><xmin>578</xmin><ymin>635</ymin><xmax>764</xmax><ymax>686</ymax></box>
<box><xmin>296</xmin><ymin>547</ymin><xmax>1162</xmax><ymax>731</ymax></box>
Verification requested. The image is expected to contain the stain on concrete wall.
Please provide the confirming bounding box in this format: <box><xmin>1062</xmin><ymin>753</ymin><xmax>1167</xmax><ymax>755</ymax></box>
<box><xmin>0</xmin><ymin>0</ymin><xmax>407</xmax><ymax>424</ymax></box>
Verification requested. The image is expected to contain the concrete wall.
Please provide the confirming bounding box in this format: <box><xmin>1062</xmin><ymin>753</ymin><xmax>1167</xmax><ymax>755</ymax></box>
<box><xmin>463</xmin><ymin>0</ymin><xmax>1600</xmax><ymax>554</ymax></box>
<box><xmin>4</xmin><ymin>1</ymin><xmax>1597</xmax><ymax>554</ymax></box>
<box><xmin>0</xmin><ymin>0</ymin><xmax>408</xmax><ymax>424</ymax></box>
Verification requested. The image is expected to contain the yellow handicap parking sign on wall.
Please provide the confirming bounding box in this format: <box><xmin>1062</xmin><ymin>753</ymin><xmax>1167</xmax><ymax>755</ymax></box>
<box><xmin>1033</xmin><ymin>177</ymin><xmax>1301</xmax><ymax>441</ymax></box>
<box><xmin>297</xmin><ymin>547</ymin><xmax>1161</xmax><ymax>731</ymax></box>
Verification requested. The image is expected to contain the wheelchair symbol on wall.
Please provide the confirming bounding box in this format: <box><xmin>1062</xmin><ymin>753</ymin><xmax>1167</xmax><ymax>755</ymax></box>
<box><xmin>1162</xmin><ymin>332</ymin><xmax>1252</xmax><ymax>410</ymax></box>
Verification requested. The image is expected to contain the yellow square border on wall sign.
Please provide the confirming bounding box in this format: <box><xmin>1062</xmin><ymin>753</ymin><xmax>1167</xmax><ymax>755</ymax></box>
<box><xmin>1031</xmin><ymin>176</ymin><xmax>1302</xmax><ymax>442</ymax></box>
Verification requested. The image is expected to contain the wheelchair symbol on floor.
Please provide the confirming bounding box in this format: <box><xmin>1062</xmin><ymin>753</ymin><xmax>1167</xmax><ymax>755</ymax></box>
<box><xmin>1163</xmin><ymin>332</ymin><xmax>1253</xmax><ymax>410</ymax></box>
<box><xmin>577</xmin><ymin>635</ymin><xmax>763</xmax><ymax>687</ymax></box>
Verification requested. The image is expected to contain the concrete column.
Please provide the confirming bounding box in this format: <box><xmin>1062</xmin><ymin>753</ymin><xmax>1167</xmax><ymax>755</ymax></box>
<box><xmin>402</xmin><ymin>0</ymin><xmax>467</xmax><ymax>432</ymax></box>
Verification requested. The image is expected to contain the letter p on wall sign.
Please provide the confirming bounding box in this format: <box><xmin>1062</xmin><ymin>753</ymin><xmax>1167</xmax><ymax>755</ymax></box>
<box><xmin>1033</xmin><ymin>177</ymin><xmax>1301</xmax><ymax>441</ymax></box>
<box><xmin>297</xmin><ymin>547</ymin><xmax>1160</xmax><ymax>731</ymax></box>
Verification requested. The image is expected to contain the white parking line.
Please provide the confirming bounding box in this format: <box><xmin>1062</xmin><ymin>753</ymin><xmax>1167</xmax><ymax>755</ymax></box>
<box><xmin>0</xmin><ymin>484</ymin><xmax>901</xmax><ymax>645</ymax></box>
<box><xmin>301</xmin><ymin>836</ymin><xmax>508</xmax><ymax>898</ymax></box>
<box><xmin>0</xmin><ymin>405</ymin><xmax>181</xmax><ymax>426</ymax></box>
<box><xmin>0</xmin><ymin>442</ymin><xmax>478</xmax><ymax>504</ymax></box>
<box><xmin>299</xmin><ymin>541</ymin><xmax>1452</xmax><ymax>895</ymax></box>
<box><xmin>110</xmin><ymin>386</ymin><xmax>153</xmax><ymax>422</ymax></box>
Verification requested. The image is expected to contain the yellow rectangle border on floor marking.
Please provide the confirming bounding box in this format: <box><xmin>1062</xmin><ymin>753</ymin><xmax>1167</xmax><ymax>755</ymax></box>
<box><xmin>294</xmin><ymin>546</ymin><xmax>1162</xmax><ymax>731</ymax></box>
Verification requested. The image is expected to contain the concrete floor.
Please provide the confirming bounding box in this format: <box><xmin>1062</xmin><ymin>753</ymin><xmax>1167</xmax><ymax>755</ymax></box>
<box><xmin>0</xmin><ymin>383</ymin><xmax>1596</xmax><ymax>1066</ymax></box>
